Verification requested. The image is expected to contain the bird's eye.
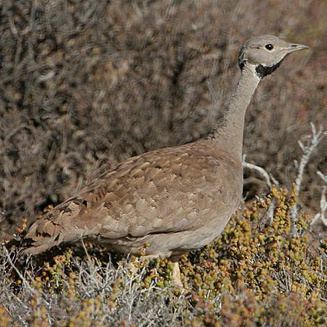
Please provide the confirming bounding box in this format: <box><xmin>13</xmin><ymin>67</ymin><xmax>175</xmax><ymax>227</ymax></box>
<box><xmin>265</xmin><ymin>44</ymin><xmax>274</xmax><ymax>50</ymax></box>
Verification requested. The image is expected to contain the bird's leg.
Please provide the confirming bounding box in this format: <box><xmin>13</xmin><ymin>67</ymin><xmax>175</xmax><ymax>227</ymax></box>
<box><xmin>142</xmin><ymin>254</ymin><xmax>183</xmax><ymax>288</ymax></box>
<box><xmin>127</xmin><ymin>253</ymin><xmax>184</xmax><ymax>288</ymax></box>
<box><xmin>171</xmin><ymin>261</ymin><xmax>183</xmax><ymax>288</ymax></box>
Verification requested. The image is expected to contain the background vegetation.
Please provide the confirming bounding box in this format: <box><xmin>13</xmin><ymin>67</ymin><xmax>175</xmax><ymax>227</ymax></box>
<box><xmin>0</xmin><ymin>0</ymin><xmax>326</xmax><ymax>325</ymax></box>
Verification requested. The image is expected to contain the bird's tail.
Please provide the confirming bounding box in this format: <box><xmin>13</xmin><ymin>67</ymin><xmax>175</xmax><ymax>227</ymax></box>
<box><xmin>22</xmin><ymin>218</ymin><xmax>66</xmax><ymax>255</ymax></box>
<box><xmin>22</xmin><ymin>198</ymin><xmax>97</xmax><ymax>255</ymax></box>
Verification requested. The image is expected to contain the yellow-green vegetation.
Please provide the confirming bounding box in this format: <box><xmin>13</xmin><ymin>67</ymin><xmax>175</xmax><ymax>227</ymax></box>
<box><xmin>1</xmin><ymin>188</ymin><xmax>326</xmax><ymax>326</ymax></box>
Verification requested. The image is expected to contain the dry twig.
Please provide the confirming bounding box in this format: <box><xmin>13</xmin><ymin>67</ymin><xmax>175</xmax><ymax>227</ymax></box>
<box><xmin>290</xmin><ymin>123</ymin><xmax>326</xmax><ymax>236</ymax></box>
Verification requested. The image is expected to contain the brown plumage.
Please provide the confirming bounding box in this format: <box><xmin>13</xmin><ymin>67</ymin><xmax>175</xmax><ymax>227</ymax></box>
<box><xmin>23</xmin><ymin>35</ymin><xmax>308</xmax><ymax>256</ymax></box>
<box><xmin>25</xmin><ymin>141</ymin><xmax>241</xmax><ymax>256</ymax></box>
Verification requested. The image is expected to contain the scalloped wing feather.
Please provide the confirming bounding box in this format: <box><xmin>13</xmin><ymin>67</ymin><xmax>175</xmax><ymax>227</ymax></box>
<box><xmin>23</xmin><ymin>140</ymin><xmax>242</xmax><ymax>255</ymax></box>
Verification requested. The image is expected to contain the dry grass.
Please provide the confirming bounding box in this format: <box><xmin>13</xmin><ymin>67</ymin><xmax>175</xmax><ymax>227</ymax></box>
<box><xmin>1</xmin><ymin>188</ymin><xmax>326</xmax><ymax>326</ymax></box>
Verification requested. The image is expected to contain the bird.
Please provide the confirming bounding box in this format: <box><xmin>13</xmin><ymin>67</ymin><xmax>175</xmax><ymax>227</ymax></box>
<box><xmin>22</xmin><ymin>35</ymin><xmax>308</xmax><ymax>270</ymax></box>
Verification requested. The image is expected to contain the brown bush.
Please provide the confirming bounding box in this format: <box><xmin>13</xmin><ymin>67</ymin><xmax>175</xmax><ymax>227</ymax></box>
<box><xmin>0</xmin><ymin>0</ymin><xmax>326</xmax><ymax>231</ymax></box>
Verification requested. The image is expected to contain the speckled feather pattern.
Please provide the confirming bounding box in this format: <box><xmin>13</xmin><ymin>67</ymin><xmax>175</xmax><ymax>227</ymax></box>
<box><xmin>24</xmin><ymin>139</ymin><xmax>242</xmax><ymax>256</ymax></box>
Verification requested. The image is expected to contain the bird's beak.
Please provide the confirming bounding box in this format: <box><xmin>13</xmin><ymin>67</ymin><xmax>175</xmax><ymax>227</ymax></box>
<box><xmin>285</xmin><ymin>43</ymin><xmax>309</xmax><ymax>53</ymax></box>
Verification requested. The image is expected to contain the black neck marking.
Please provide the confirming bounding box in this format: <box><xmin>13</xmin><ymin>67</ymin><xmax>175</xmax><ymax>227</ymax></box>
<box><xmin>255</xmin><ymin>62</ymin><xmax>281</xmax><ymax>78</ymax></box>
<box><xmin>239</xmin><ymin>61</ymin><xmax>245</xmax><ymax>70</ymax></box>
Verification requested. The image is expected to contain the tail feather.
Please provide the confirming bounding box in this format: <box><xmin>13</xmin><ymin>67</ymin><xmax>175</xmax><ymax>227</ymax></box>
<box><xmin>22</xmin><ymin>219</ymin><xmax>66</xmax><ymax>255</ymax></box>
<box><xmin>22</xmin><ymin>198</ymin><xmax>94</xmax><ymax>255</ymax></box>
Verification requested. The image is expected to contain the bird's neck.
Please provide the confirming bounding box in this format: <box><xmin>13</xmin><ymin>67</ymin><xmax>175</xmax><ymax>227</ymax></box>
<box><xmin>212</xmin><ymin>64</ymin><xmax>260</xmax><ymax>161</ymax></box>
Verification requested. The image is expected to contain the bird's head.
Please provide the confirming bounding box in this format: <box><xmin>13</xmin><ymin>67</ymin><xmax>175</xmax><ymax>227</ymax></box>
<box><xmin>238</xmin><ymin>35</ymin><xmax>309</xmax><ymax>78</ymax></box>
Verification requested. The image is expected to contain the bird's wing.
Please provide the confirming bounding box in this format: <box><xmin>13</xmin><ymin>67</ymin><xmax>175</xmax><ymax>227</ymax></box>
<box><xmin>24</xmin><ymin>141</ymin><xmax>241</xmax><ymax>254</ymax></box>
